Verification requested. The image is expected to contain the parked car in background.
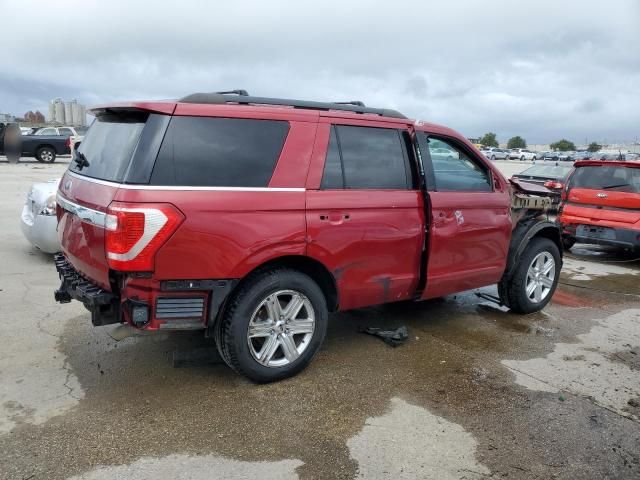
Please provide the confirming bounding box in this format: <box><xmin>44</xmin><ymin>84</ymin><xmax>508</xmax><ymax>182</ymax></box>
<box><xmin>557</xmin><ymin>151</ymin><xmax>576</xmax><ymax>161</ymax></box>
<box><xmin>53</xmin><ymin>91</ymin><xmax>561</xmax><ymax>383</ymax></box>
<box><xmin>509</xmin><ymin>148</ymin><xmax>537</xmax><ymax>161</ymax></box>
<box><xmin>598</xmin><ymin>153</ymin><xmax>625</xmax><ymax>161</ymax></box>
<box><xmin>32</xmin><ymin>126</ymin><xmax>85</xmax><ymax>137</ymax></box>
<box><xmin>559</xmin><ymin>160</ymin><xmax>640</xmax><ymax>251</ymax></box>
<box><xmin>482</xmin><ymin>147</ymin><xmax>509</xmax><ymax>160</ymax></box>
<box><xmin>539</xmin><ymin>151</ymin><xmax>560</xmax><ymax>162</ymax></box>
<box><xmin>69</xmin><ymin>134</ymin><xmax>84</xmax><ymax>158</ymax></box>
<box><xmin>19</xmin><ymin>133</ymin><xmax>71</xmax><ymax>162</ymax></box>
<box><xmin>20</xmin><ymin>179</ymin><xmax>61</xmax><ymax>253</ymax></box>
<box><xmin>511</xmin><ymin>163</ymin><xmax>573</xmax><ymax>209</ymax></box>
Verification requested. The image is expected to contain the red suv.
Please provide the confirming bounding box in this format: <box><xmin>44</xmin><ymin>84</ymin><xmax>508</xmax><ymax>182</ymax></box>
<box><xmin>54</xmin><ymin>91</ymin><xmax>562</xmax><ymax>382</ymax></box>
<box><xmin>559</xmin><ymin>160</ymin><xmax>640</xmax><ymax>251</ymax></box>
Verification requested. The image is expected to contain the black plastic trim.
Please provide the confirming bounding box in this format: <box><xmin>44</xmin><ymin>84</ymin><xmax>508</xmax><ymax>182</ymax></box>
<box><xmin>177</xmin><ymin>93</ymin><xmax>407</xmax><ymax>119</ymax></box>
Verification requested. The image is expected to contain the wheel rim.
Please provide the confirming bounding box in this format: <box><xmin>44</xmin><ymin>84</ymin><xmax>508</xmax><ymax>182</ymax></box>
<box><xmin>525</xmin><ymin>252</ymin><xmax>556</xmax><ymax>303</ymax></box>
<box><xmin>40</xmin><ymin>150</ymin><xmax>53</xmax><ymax>162</ymax></box>
<box><xmin>247</xmin><ymin>289</ymin><xmax>315</xmax><ymax>368</ymax></box>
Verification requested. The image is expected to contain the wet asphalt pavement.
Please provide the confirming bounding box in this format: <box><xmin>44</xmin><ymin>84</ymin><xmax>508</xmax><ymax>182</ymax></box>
<box><xmin>1</xmin><ymin>159</ymin><xmax>639</xmax><ymax>479</ymax></box>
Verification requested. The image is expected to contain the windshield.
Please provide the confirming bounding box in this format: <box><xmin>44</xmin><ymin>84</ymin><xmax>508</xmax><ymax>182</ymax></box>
<box><xmin>70</xmin><ymin>112</ymin><xmax>147</xmax><ymax>182</ymax></box>
<box><xmin>569</xmin><ymin>165</ymin><xmax>640</xmax><ymax>193</ymax></box>
<box><xmin>519</xmin><ymin>164</ymin><xmax>572</xmax><ymax>178</ymax></box>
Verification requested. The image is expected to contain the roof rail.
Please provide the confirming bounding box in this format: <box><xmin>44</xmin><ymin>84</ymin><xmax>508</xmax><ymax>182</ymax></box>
<box><xmin>334</xmin><ymin>101</ymin><xmax>366</xmax><ymax>107</ymax></box>
<box><xmin>177</xmin><ymin>92</ymin><xmax>406</xmax><ymax>119</ymax></box>
<box><xmin>215</xmin><ymin>89</ymin><xmax>249</xmax><ymax>96</ymax></box>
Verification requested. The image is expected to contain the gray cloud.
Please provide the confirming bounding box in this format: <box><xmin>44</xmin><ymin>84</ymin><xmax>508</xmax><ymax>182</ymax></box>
<box><xmin>0</xmin><ymin>0</ymin><xmax>638</xmax><ymax>144</ymax></box>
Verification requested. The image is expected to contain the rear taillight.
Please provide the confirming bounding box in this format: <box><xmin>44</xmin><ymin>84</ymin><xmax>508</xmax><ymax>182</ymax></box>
<box><xmin>65</xmin><ymin>137</ymin><xmax>71</xmax><ymax>148</ymax></box>
<box><xmin>543</xmin><ymin>181</ymin><xmax>564</xmax><ymax>190</ymax></box>
<box><xmin>105</xmin><ymin>202</ymin><xmax>184</xmax><ymax>271</ymax></box>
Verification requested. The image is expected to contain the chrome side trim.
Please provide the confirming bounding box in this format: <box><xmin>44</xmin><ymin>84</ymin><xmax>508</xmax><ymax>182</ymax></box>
<box><xmin>56</xmin><ymin>193</ymin><xmax>107</xmax><ymax>228</ymax></box>
<box><xmin>66</xmin><ymin>171</ymin><xmax>305</xmax><ymax>192</ymax></box>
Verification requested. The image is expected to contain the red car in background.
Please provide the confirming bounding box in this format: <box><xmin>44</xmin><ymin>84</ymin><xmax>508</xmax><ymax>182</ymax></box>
<box><xmin>559</xmin><ymin>160</ymin><xmax>640</xmax><ymax>251</ymax></box>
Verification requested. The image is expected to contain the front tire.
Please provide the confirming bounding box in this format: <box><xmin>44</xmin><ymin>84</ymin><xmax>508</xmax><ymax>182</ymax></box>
<box><xmin>36</xmin><ymin>147</ymin><xmax>56</xmax><ymax>163</ymax></box>
<box><xmin>499</xmin><ymin>237</ymin><xmax>561</xmax><ymax>314</ymax></box>
<box><xmin>216</xmin><ymin>269</ymin><xmax>328</xmax><ymax>383</ymax></box>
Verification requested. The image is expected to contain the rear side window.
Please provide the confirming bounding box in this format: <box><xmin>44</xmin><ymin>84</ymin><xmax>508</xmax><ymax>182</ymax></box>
<box><xmin>70</xmin><ymin>112</ymin><xmax>148</xmax><ymax>182</ymax></box>
<box><xmin>320</xmin><ymin>125</ymin><xmax>411</xmax><ymax>189</ymax></box>
<box><xmin>150</xmin><ymin>117</ymin><xmax>289</xmax><ymax>187</ymax></box>
<box><xmin>570</xmin><ymin>166</ymin><xmax>640</xmax><ymax>193</ymax></box>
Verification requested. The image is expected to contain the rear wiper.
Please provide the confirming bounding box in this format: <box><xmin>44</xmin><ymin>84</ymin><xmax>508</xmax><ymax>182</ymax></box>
<box><xmin>602</xmin><ymin>183</ymin><xmax>629</xmax><ymax>189</ymax></box>
<box><xmin>74</xmin><ymin>151</ymin><xmax>90</xmax><ymax>169</ymax></box>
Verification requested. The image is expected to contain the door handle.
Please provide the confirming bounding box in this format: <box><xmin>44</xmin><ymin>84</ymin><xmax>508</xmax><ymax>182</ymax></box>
<box><xmin>319</xmin><ymin>212</ymin><xmax>350</xmax><ymax>223</ymax></box>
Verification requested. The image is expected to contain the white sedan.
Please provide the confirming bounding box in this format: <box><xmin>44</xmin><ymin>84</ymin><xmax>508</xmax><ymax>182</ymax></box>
<box><xmin>20</xmin><ymin>179</ymin><xmax>61</xmax><ymax>253</ymax></box>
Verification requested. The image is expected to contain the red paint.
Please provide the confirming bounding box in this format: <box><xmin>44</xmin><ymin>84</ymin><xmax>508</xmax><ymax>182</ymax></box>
<box><xmin>59</xmin><ymin>99</ymin><xmax>517</xmax><ymax>330</ymax></box>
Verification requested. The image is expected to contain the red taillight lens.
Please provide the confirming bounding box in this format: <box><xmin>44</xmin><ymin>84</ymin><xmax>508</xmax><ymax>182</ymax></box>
<box><xmin>105</xmin><ymin>202</ymin><xmax>184</xmax><ymax>271</ymax></box>
<box><xmin>543</xmin><ymin>181</ymin><xmax>563</xmax><ymax>190</ymax></box>
<box><xmin>65</xmin><ymin>137</ymin><xmax>71</xmax><ymax>148</ymax></box>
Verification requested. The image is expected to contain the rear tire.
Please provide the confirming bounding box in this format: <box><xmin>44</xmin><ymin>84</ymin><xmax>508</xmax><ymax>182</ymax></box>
<box><xmin>499</xmin><ymin>237</ymin><xmax>561</xmax><ymax>314</ymax></box>
<box><xmin>215</xmin><ymin>269</ymin><xmax>328</xmax><ymax>383</ymax></box>
<box><xmin>491</xmin><ymin>155</ymin><xmax>496</xmax><ymax>160</ymax></box>
<box><xmin>36</xmin><ymin>147</ymin><xmax>56</xmax><ymax>163</ymax></box>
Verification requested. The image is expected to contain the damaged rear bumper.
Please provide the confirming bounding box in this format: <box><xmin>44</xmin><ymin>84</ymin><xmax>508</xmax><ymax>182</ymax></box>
<box><xmin>53</xmin><ymin>252</ymin><xmax>121</xmax><ymax>325</ymax></box>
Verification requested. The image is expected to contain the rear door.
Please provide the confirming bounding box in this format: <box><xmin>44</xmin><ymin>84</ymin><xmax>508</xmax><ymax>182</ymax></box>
<box><xmin>415</xmin><ymin>132</ymin><xmax>512</xmax><ymax>299</ymax></box>
<box><xmin>57</xmin><ymin>111</ymin><xmax>168</xmax><ymax>289</ymax></box>
<box><xmin>306</xmin><ymin>121</ymin><xmax>424</xmax><ymax>310</ymax></box>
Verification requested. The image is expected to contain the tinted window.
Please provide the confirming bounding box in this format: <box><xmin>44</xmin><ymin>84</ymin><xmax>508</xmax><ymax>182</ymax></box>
<box><xmin>570</xmin><ymin>166</ymin><xmax>640</xmax><ymax>193</ymax></box>
<box><xmin>335</xmin><ymin>125</ymin><xmax>409</xmax><ymax>189</ymax></box>
<box><xmin>59</xmin><ymin>128</ymin><xmax>74</xmax><ymax>136</ymax></box>
<box><xmin>151</xmin><ymin>117</ymin><xmax>288</xmax><ymax>187</ymax></box>
<box><xmin>427</xmin><ymin>137</ymin><xmax>491</xmax><ymax>191</ymax></box>
<box><xmin>37</xmin><ymin>128</ymin><xmax>57</xmax><ymax>135</ymax></box>
<box><xmin>70</xmin><ymin>112</ymin><xmax>147</xmax><ymax>182</ymax></box>
<box><xmin>321</xmin><ymin>127</ymin><xmax>344</xmax><ymax>189</ymax></box>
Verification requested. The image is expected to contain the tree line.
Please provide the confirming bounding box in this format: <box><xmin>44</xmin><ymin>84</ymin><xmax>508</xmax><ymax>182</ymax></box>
<box><xmin>478</xmin><ymin>132</ymin><xmax>601</xmax><ymax>152</ymax></box>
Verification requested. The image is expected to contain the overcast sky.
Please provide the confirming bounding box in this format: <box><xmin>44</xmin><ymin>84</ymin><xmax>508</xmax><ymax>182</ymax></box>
<box><xmin>1</xmin><ymin>0</ymin><xmax>638</xmax><ymax>144</ymax></box>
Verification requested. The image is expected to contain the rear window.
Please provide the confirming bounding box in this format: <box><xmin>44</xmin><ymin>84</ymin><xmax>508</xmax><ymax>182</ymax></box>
<box><xmin>150</xmin><ymin>117</ymin><xmax>289</xmax><ymax>187</ymax></box>
<box><xmin>570</xmin><ymin>165</ymin><xmax>640</xmax><ymax>193</ymax></box>
<box><xmin>70</xmin><ymin>112</ymin><xmax>147</xmax><ymax>182</ymax></box>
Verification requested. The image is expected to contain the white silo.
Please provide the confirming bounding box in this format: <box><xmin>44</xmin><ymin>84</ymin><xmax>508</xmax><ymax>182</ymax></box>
<box><xmin>48</xmin><ymin>101</ymin><xmax>56</xmax><ymax>122</ymax></box>
<box><xmin>54</xmin><ymin>99</ymin><xmax>65</xmax><ymax>124</ymax></box>
<box><xmin>64</xmin><ymin>102</ymin><xmax>72</xmax><ymax>125</ymax></box>
<box><xmin>71</xmin><ymin>100</ymin><xmax>81</xmax><ymax>126</ymax></box>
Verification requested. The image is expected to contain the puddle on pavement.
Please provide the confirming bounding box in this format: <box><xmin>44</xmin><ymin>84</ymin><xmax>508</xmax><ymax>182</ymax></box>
<box><xmin>2</xmin><ymin>283</ymin><xmax>639</xmax><ymax>479</ymax></box>
<box><xmin>67</xmin><ymin>454</ymin><xmax>302</xmax><ymax>480</ymax></box>
<box><xmin>502</xmin><ymin>309</ymin><xmax>640</xmax><ymax>420</ymax></box>
<box><xmin>348</xmin><ymin>398</ymin><xmax>489</xmax><ymax>479</ymax></box>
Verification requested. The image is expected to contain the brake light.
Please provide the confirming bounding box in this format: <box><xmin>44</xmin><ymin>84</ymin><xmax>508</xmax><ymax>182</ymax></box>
<box><xmin>105</xmin><ymin>202</ymin><xmax>184</xmax><ymax>271</ymax></box>
<box><xmin>65</xmin><ymin>137</ymin><xmax>71</xmax><ymax>148</ymax></box>
<box><xmin>544</xmin><ymin>181</ymin><xmax>564</xmax><ymax>190</ymax></box>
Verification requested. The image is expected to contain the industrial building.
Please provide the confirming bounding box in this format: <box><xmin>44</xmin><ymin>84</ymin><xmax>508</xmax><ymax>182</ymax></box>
<box><xmin>48</xmin><ymin>98</ymin><xmax>86</xmax><ymax>126</ymax></box>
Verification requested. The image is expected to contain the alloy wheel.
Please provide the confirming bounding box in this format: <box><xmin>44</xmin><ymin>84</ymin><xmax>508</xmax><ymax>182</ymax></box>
<box><xmin>246</xmin><ymin>290</ymin><xmax>315</xmax><ymax>368</ymax></box>
<box><xmin>525</xmin><ymin>252</ymin><xmax>556</xmax><ymax>303</ymax></box>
